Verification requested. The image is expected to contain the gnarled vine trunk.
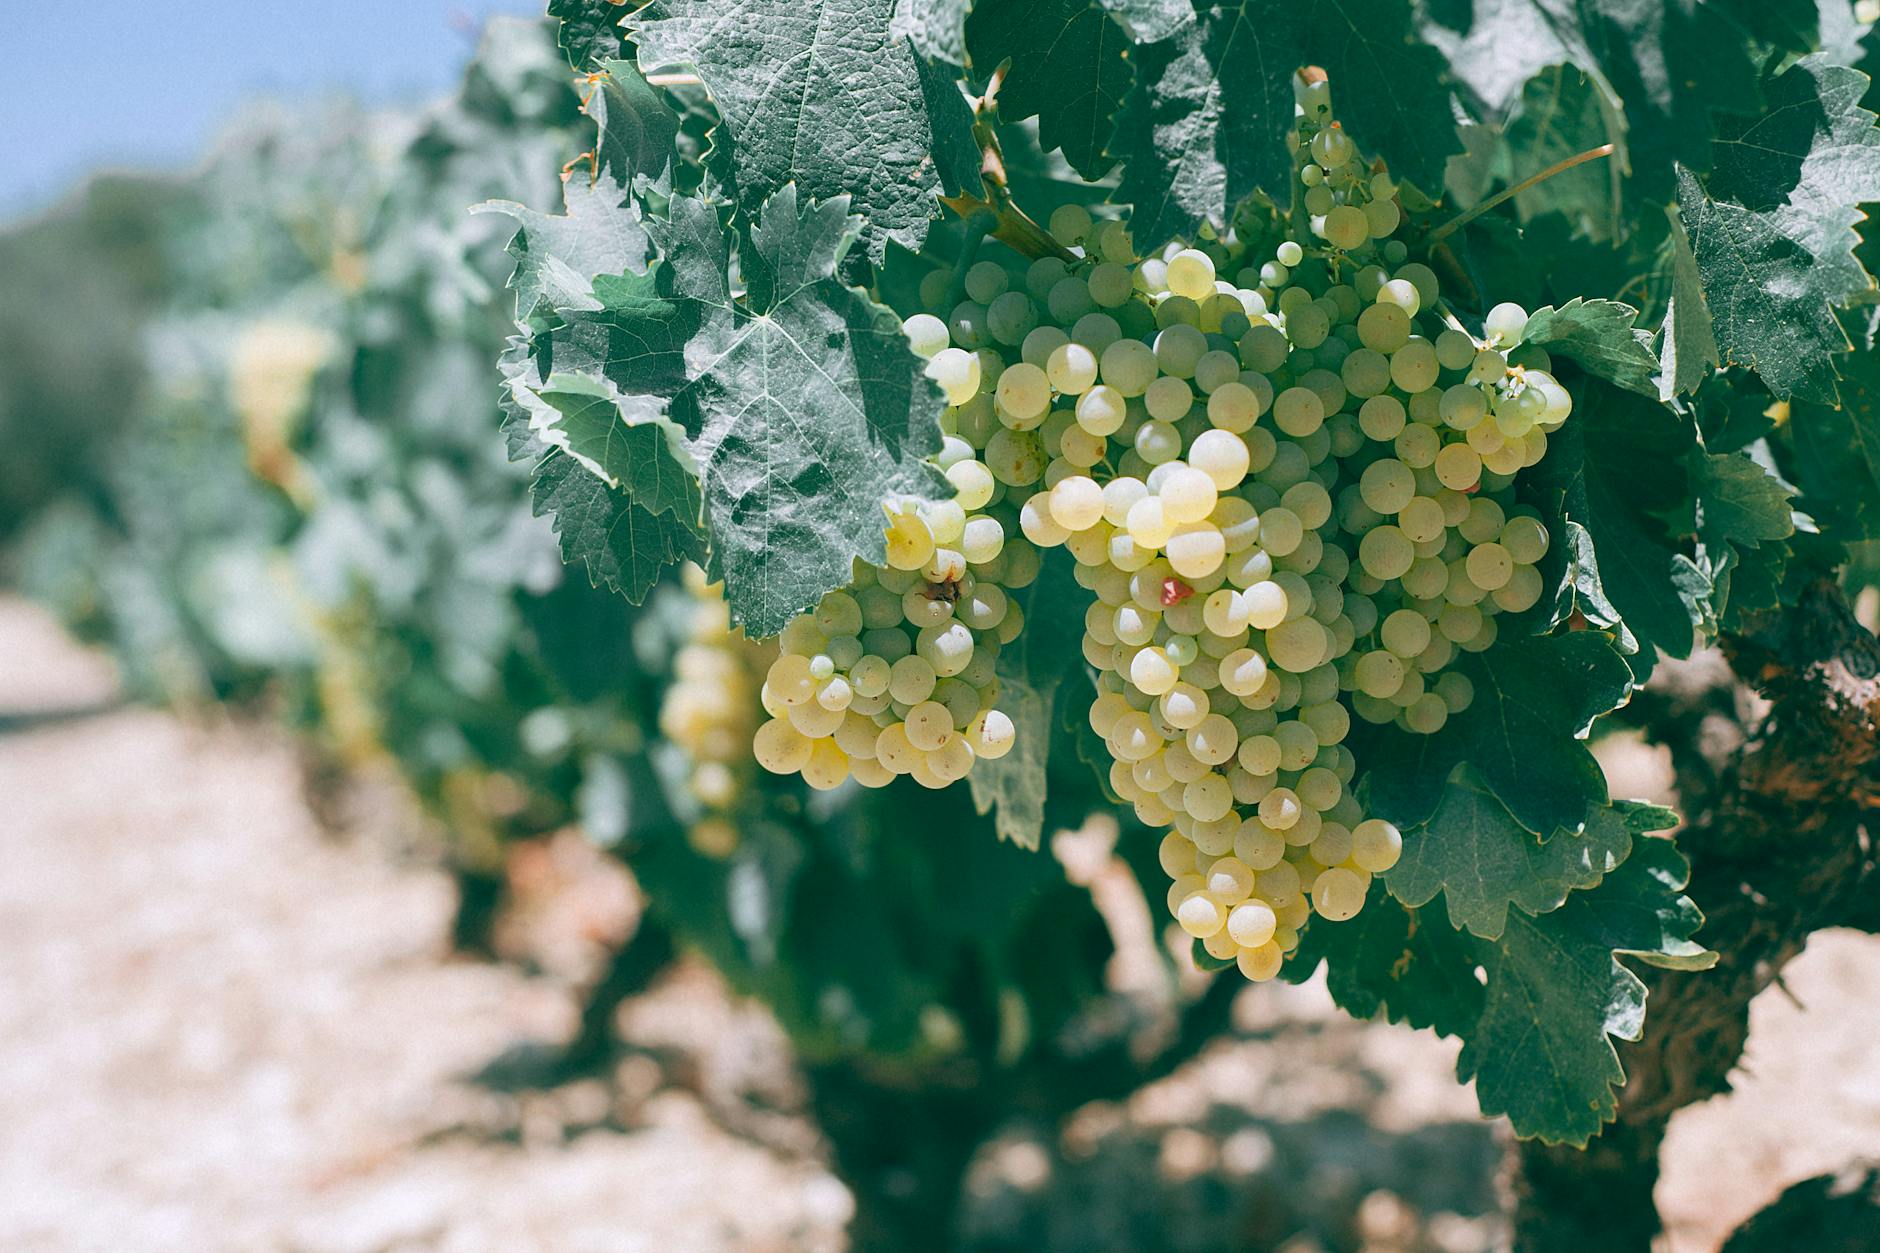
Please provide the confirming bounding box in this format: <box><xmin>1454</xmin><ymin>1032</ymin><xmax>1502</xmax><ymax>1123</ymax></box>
<box><xmin>1513</xmin><ymin>582</ymin><xmax>1880</xmax><ymax>1250</ymax></box>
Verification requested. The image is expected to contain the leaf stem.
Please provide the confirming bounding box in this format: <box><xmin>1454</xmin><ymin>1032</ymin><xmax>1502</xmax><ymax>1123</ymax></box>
<box><xmin>936</xmin><ymin>63</ymin><xmax>1077</xmax><ymax>262</ymax></box>
<box><xmin>1426</xmin><ymin>143</ymin><xmax>1616</xmax><ymax>245</ymax></box>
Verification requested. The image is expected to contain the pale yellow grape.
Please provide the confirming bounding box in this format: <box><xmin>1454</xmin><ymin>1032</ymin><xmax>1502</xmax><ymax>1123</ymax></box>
<box><xmin>1188</xmin><ymin>714</ymin><xmax>1238</xmax><ymax>765</ymax></box>
<box><xmin>919</xmin><ymin>498</ymin><xmax>966</xmax><ymax>545</ymax></box>
<box><xmin>1323</xmin><ymin>205</ymin><xmax>1369</xmax><ymax>249</ymax></box>
<box><xmin>995</xmin><ymin>361</ymin><xmax>1051</xmax><ymax>424</ymax></box>
<box><xmin>1466</xmin><ymin>541</ymin><xmax>1514</xmax><ymax>591</ymax></box>
<box><xmin>1469</xmin><ymin>348</ymin><xmax>1507</xmax><ymax>385</ymax></box>
<box><xmin>849</xmin><ymin>756</ymin><xmax>895</xmax><ymax>788</ymax></box>
<box><xmin>1435</xmin><ymin>328</ymin><xmax>1477</xmax><ymax>371</ymax></box>
<box><xmin>1434</xmin><ymin>671</ymin><xmax>1474</xmax><ymax>713</ymax></box>
<box><xmin>1485</xmin><ymin>301</ymin><xmax>1528</xmax><ymax>346</ymax></box>
<box><xmin>1126</xmin><ymin>496</ymin><xmax>1176</xmax><ymax>548</ymax></box>
<box><xmin>1390</xmin><ymin>338</ymin><xmax>1439</xmax><ymax>392</ymax></box>
<box><xmin>1167</xmin><ymin>523</ymin><xmax>1227</xmax><ymax>578</ymax></box>
<box><xmin>1076</xmin><ymin>384</ymin><xmax>1128</xmax><ymax>436</ymax></box>
<box><xmin>961</xmin><ymin>516</ymin><xmax>1005</xmax><ymax>564</ymax></box>
<box><xmin>1358</xmin><ymin>525</ymin><xmax>1414</xmax><ymax>580</ymax></box>
<box><xmin>1365</xmin><ymin>197</ymin><xmax>1401</xmax><ymax>239</ymax></box>
<box><xmin>1354</xmin><ymin>649</ymin><xmax>1405</xmax><ymax>699</ymax></box>
<box><xmin>966</xmin><ymin>709</ymin><xmax>1016</xmax><ymax>759</ymax></box>
<box><xmin>1357</xmin><ymin>302</ymin><xmax>1410</xmax><ymax>353</ymax></box>
<box><xmin>768</xmin><ymin>653</ymin><xmax>818</xmax><ymax>706</ymax></box>
<box><xmin>1404</xmin><ymin>692</ymin><xmax>1449</xmax><ymax>733</ymax></box>
<box><xmin>884</xmin><ymin>512</ymin><xmax>936</xmax><ymax>571</ymax></box>
<box><xmin>1350</xmin><ymin>819</ymin><xmax>1402</xmax><ymax>873</ymax></box>
<box><xmin>1309</xmin><ymin>823</ymin><xmax>1353</xmax><ymax>867</ymax></box>
<box><xmin>754</xmin><ymin>718</ymin><xmax>814</xmax><ymax>773</ymax></box>
<box><xmin>1259</xmin><ymin>786</ymin><xmax>1302</xmax><ymax>831</ymax></box>
<box><xmin>1189</xmin><ymin>428</ymin><xmax>1251</xmax><ymax>489</ymax></box>
<box><xmin>903</xmin><ymin>313</ymin><xmax>949</xmax><ymax>358</ymax></box>
<box><xmin>1242</xmin><ymin>581</ymin><xmax>1288</xmax><ymax>629</ymax></box>
<box><xmin>1493</xmin><ymin>563</ymin><xmax>1544</xmax><ymax>613</ymax></box>
<box><xmin>901</xmin><ymin>700</ymin><xmax>951</xmax><ymax>752</ymax></box>
<box><xmin>1219</xmin><ymin>648</ymin><xmax>1269</xmax><ymax>696</ymax></box>
<box><xmin>1048</xmin><ymin>475</ymin><xmax>1105</xmax><ymax>531</ymax></box>
<box><xmin>1164</xmin><ymin>248</ymin><xmax>1216</xmax><ymax>301</ymax></box>
<box><xmin>1501</xmin><ymin>514</ymin><xmax>1550</xmax><ymax>564</ymax></box>
<box><xmin>1206</xmin><ymin>381</ymin><xmax>1261</xmax><ymax>433</ymax></box>
<box><xmin>1160</xmin><ymin>683</ymin><xmax>1209</xmax><ymax>729</ymax></box>
<box><xmin>1236</xmin><ymin>943</ymin><xmax>1284</xmax><ymax>981</ymax></box>
<box><xmin>801</xmin><ymin>738</ymin><xmax>851</xmax><ymax>790</ymax></box>
<box><xmin>1266</xmin><ymin>617</ymin><xmax>1329</xmax><ymax>672</ymax></box>
<box><xmin>1184</xmin><ymin>773</ymin><xmax>1234</xmax><ymax>822</ymax></box>
<box><xmin>851</xmin><ymin>655</ymin><xmax>891</xmax><ymax>697</ymax></box>
<box><xmin>1159</xmin><ymin>831</ymin><xmax>1198</xmax><ymax>876</ymax></box>
<box><xmin>1432</xmin><ymin>444</ymin><xmax>1481</xmax><ymax>492</ymax></box>
<box><xmin>1273</xmin><ymin>386</ymin><xmax>1325</xmax><ymax>437</ymax></box>
<box><xmin>1257</xmin><ymin>507</ymin><xmax>1304</xmax><ymax>557</ymax></box>
<box><xmin>1131</xmin><ymin>646</ymin><xmax>1179</xmax><ymax>696</ymax></box>
<box><xmin>1160</xmin><ymin>467</ymin><xmax>1219</xmax><ymax>524</ymax></box>
<box><xmin>787</xmin><ymin>695</ymin><xmax>846</xmax><ymax>738</ymax></box>
<box><xmin>1019</xmin><ymin>493</ymin><xmax>1071</xmax><ymax>547</ymax></box>
<box><xmin>1359</xmin><ymin>395</ymin><xmax>1407</xmax><ymax>441</ymax></box>
<box><xmin>1045</xmin><ymin>342</ymin><xmax>1099</xmax><ymax>395</ymax></box>
<box><xmin>1227</xmin><ymin>900</ymin><xmax>1278</xmax><ymax>947</ymax></box>
<box><xmin>1048</xmin><ymin>202</ymin><xmax>1092</xmax><ymax>243</ymax></box>
<box><xmin>1206</xmin><ymin>856</ymin><xmax>1257</xmax><ymax>903</ymax></box>
<box><xmin>1394</xmin><ymin>422</ymin><xmax>1439</xmax><ymax>468</ymax></box>
<box><xmin>1397</xmin><ymin>495</ymin><xmax>1444</xmax><ymax>543</ymax></box>
<box><xmin>1438</xmin><ymin>602</ymin><xmax>1485</xmax><ymax>645</ymax></box>
<box><xmin>1358</xmin><ymin>459</ymin><xmax>1415</xmax><ymax>513</ymax></box>
<box><xmin>1176</xmin><ymin>892</ymin><xmax>1227</xmax><ymax>938</ymax></box>
<box><xmin>1099</xmin><ymin>338</ymin><xmax>1157</xmax><ymax>395</ymax></box>
<box><xmin>1380</xmin><ymin>608</ymin><xmax>1431</xmax><ymax>657</ymax></box>
<box><xmin>1312</xmin><ymin>867</ymin><xmax>1366</xmax><ymax>920</ymax></box>
<box><xmin>926</xmin><ymin>347</ymin><xmax>981</xmax><ymax>404</ymax></box>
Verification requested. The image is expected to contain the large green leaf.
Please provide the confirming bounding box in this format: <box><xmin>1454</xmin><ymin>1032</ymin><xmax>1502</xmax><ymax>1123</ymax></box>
<box><xmin>1112</xmin><ymin>0</ymin><xmax>1457</xmax><ymax>242</ymax></box>
<box><xmin>1500</xmin><ymin>64</ymin><xmax>1627</xmax><ymax>240</ymax></box>
<box><xmin>1658</xmin><ymin>204</ymin><xmax>1721</xmax><ymax>397</ymax></box>
<box><xmin>549</xmin><ymin>188</ymin><xmax>950</xmax><ymax>636</ymax></box>
<box><xmin>1425</xmin><ymin>0</ymin><xmax>1808</xmax><ymax>196</ymax></box>
<box><xmin>891</xmin><ymin>0</ymin><xmax>969</xmax><ymax>63</ymax></box>
<box><xmin>627</xmin><ymin>0</ymin><xmax>962</xmax><ymax>260</ymax></box>
<box><xmin>966</xmin><ymin>549</ymin><xmax>1088</xmax><ymax>850</ymax></box>
<box><xmin>1364</xmin><ymin>631</ymin><xmax>1632</xmax><ymax>836</ymax></box>
<box><xmin>966</xmin><ymin>0</ymin><xmax>1133</xmax><ymax>180</ymax></box>
<box><xmin>530</xmin><ymin>450</ymin><xmax>707</xmax><ymax>603</ymax></box>
<box><xmin>527</xmin><ymin>372</ymin><xmax>701</xmax><ymax>522</ymax></box>
<box><xmin>1522</xmin><ymin>298</ymin><xmax>1660</xmax><ymax>397</ymax></box>
<box><xmin>1461</xmin><ymin>836</ymin><xmax>1716</xmax><ymax>1145</ymax></box>
<box><xmin>1676</xmin><ymin>56</ymin><xmax>1880</xmax><ymax>403</ymax></box>
<box><xmin>548</xmin><ymin>0</ymin><xmax>631</xmax><ymax>71</ymax></box>
<box><xmin>1791</xmin><ymin>348</ymin><xmax>1880</xmax><ymax>540</ymax></box>
<box><xmin>1387</xmin><ymin>770</ymin><xmax>1662</xmax><ymax>939</ymax></box>
<box><xmin>476</xmin><ymin>174</ymin><xmax>651</xmax><ymax>327</ymax></box>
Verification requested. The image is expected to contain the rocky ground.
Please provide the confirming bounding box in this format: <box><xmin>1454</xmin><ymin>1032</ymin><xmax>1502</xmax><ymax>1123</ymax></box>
<box><xmin>0</xmin><ymin>595</ymin><xmax>1873</xmax><ymax>1252</ymax></box>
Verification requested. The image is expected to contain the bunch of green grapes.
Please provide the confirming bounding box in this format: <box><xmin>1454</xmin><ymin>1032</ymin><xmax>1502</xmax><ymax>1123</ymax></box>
<box><xmin>659</xmin><ymin>567</ymin><xmax>774</xmax><ymax>857</ymax></box>
<box><xmin>1000</xmin><ymin>76</ymin><xmax>1561</xmax><ymax>980</ymax></box>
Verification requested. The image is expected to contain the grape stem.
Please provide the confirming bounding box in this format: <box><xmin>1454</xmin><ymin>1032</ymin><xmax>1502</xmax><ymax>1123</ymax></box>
<box><xmin>936</xmin><ymin>62</ymin><xmax>1077</xmax><ymax>262</ymax></box>
<box><xmin>1425</xmin><ymin>143</ymin><xmax>1616</xmax><ymax>245</ymax></box>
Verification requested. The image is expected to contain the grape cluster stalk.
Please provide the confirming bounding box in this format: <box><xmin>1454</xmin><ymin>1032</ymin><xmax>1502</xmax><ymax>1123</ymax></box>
<box><xmin>753</xmin><ymin>77</ymin><xmax>1564</xmax><ymax>979</ymax></box>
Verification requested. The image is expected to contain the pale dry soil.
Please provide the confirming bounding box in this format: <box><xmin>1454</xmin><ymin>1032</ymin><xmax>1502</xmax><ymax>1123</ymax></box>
<box><xmin>0</xmin><ymin>596</ymin><xmax>1874</xmax><ymax>1252</ymax></box>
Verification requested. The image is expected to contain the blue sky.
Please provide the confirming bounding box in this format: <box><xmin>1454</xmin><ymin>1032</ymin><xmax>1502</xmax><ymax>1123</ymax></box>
<box><xmin>0</xmin><ymin>0</ymin><xmax>547</xmax><ymax>218</ymax></box>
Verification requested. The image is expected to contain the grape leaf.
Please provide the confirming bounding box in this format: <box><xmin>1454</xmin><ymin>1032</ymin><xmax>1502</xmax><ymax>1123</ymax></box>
<box><xmin>1112</xmin><ymin>0</ymin><xmax>1457</xmax><ymax>242</ymax></box>
<box><xmin>891</xmin><ymin>0</ymin><xmax>968</xmax><ymax>64</ymax></box>
<box><xmin>475</xmin><ymin>174</ymin><xmax>651</xmax><ymax>327</ymax></box>
<box><xmin>1387</xmin><ymin>769</ymin><xmax>1645</xmax><ymax>939</ymax></box>
<box><xmin>967</xmin><ymin>549</ymin><xmax>1087</xmax><ymax>850</ymax></box>
<box><xmin>1365</xmin><ymin>631</ymin><xmax>1631</xmax><ymax>836</ymax></box>
<box><xmin>1658</xmin><ymin>204</ymin><xmax>1721</xmax><ymax>398</ymax></box>
<box><xmin>1100</xmin><ymin>0</ymin><xmax>1194</xmax><ymax>42</ymax></box>
<box><xmin>1500</xmin><ymin>64</ymin><xmax>1627</xmax><ymax>240</ymax></box>
<box><xmin>1549</xmin><ymin>380</ymin><xmax>1703</xmax><ymax>663</ymax></box>
<box><xmin>530</xmin><ymin>450</ymin><xmax>706</xmax><ymax>602</ymax></box>
<box><xmin>966</xmin><ymin>0</ymin><xmax>1133</xmax><ymax>180</ymax></box>
<box><xmin>1424</xmin><ymin>0</ymin><xmax>1793</xmax><ymax>197</ymax></box>
<box><xmin>1522</xmin><ymin>299</ymin><xmax>1660</xmax><ymax>397</ymax></box>
<box><xmin>1790</xmin><ymin>348</ymin><xmax>1880</xmax><ymax>540</ymax></box>
<box><xmin>1695</xmin><ymin>452</ymin><xmax>1795</xmax><ymax>551</ymax></box>
<box><xmin>1286</xmin><ymin>885</ymin><xmax>1486</xmax><ymax>1039</ymax></box>
<box><xmin>1461</xmin><ymin>835</ymin><xmax>1716</xmax><ymax>1145</ymax></box>
<box><xmin>590</xmin><ymin>59</ymin><xmax>682</xmax><ymax>191</ymax></box>
<box><xmin>549</xmin><ymin>0</ymin><xmax>631</xmax><ymax>70</ymax></box>
<box><xmin>1676</xmin><ymin>56</ymin><xmax>1880</xmax><ymax>403</ymax></box>
<box><xmin>627</xmin><ymin>0</ymin><xmax>961</xmax><ymax>261</ymax></box>
<box><xmin>526</xmin><ymin>371</ymin><xmax>701</xmax><ymax>523</ymax></box>
<box><xmin>549</xmin><ymin>187</ymin><xmax>949</xmax><ymax>635</ymax></box>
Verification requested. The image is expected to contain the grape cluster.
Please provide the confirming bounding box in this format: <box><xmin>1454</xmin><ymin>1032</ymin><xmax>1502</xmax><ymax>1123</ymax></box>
<box><xmin>747</xmin><ymin>75</ymin><xmax>1566</xmax><ymax>980</ymax></box>
<box><xmin>660</xmin><ymin>567</ymin><xmax>773</xmax><ymax>857</ymax></box>
<box><xmin>1011</xmin><ymin>78</ymin><xmax>1558</xmax><ymax>979</ymax></box>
